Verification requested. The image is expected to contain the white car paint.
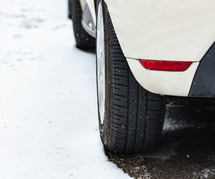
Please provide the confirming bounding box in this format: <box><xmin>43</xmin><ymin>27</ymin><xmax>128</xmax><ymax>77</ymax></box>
<box><xmin>80</xmin><ymin>0</ymin><xmax>215</xmax><ymax>96</ymax></box>
<box><xmin>105</xmin><ymin>0</ymin><xmax>215</xmax><ymax>62</ymax></box>
<box><xmin>127</xmin><ymin>58</ymin><xmax>199</xmax><ymax>96</ymax></box>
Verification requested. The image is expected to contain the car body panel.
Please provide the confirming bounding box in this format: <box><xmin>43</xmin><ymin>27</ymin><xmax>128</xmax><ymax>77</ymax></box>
<box><xmin>105</xmin><ymin>0</ymin><xmax>215</xmax><ymax>62</ymax></box>
<box><xmin>127</xmin><ymin>58</ymin><xmax>199</xmax><ymax>96</ymax></box>
<box><xmin>77</xmin><ymin>0</ymin><xmax>215</xmax><ymax>97</ymax></box>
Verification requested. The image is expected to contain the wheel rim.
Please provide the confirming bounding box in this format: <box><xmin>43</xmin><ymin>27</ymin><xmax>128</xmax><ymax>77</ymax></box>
<box><xmin>96</xmin><ymin>1</ymin><xmax>105</xmax><ymax>126</ymax></box>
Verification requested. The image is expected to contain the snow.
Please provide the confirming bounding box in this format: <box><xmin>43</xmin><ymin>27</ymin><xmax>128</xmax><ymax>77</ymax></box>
<box><xmin>195</xmin><ymin>169</ymin><xmax>215</xmax><ymax>178</ymax></box>
<box><xmin>0</xmin><ymin>0</ymin><xmax>130</xmax><ymax>178</ymax></box>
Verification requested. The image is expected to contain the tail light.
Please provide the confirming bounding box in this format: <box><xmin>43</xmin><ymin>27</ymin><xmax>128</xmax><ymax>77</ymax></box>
<box><xmin>140</xmin><ymin>60</ymin><xmax>192</xmax><ymax>72</ymax></box>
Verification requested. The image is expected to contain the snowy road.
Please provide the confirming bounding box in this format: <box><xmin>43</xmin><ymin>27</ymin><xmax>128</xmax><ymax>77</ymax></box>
<box><xmin>0</xmin><ymin>0</ymin><xmax>129</xmax><ymax>178</ymax></box>
<box><xmin>1</xmin><ymin>0</ymin><xmax>215</xmax><ymax>179</ymax></box>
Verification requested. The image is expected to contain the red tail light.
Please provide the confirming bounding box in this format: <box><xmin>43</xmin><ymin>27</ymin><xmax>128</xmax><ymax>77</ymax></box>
<box><xmin>140</xmin><ymin>60</ymin><xmax>192</xmax><ymax>72</ymax></box>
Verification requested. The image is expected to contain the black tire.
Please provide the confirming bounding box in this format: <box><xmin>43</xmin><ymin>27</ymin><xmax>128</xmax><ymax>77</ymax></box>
<box><xmin>96</xmin><ymin>1</ymin><xmax>166</xmax><ymax>154</ymax></box>
<box><xmin>68</xmin><ymin>0</ymin><xmax>72</xmax><ymax>19</ymax></box>
<box><xmin>70</xmin><ymin>0</ymin><xmax>95</xmax><ymax>50</ymax></box>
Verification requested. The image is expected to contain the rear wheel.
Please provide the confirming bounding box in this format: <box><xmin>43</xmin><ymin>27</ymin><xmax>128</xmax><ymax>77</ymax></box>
<box><xmin>96</xmin><ymin>0</ymin><xmax>166</xmax><ymax>154</ymax></box>
<box><xmin>70</xmin><ymin>0</ymin><xmax>95</xmax><ymax>50</ymax></box>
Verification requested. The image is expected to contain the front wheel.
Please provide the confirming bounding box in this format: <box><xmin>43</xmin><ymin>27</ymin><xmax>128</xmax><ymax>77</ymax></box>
<box><xmin>96</xmin><ymin>0</ymin><xmax>166</xmax><ymax>154</ymax></box>
<box><xmin>70</xmin><ymin>0</ymin><xmax>95</xmax><ymax>50</ymax></box>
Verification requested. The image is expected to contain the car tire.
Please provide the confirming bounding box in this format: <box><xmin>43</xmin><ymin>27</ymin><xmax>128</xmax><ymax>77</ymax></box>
<box><xmin>70</xmin><ymin>0</ymin><xmax>95</xmax><ymax>50</ymax></box>
<box><xmin>96</xmin><ymin>0</ymin><xmax>166</xmax><ymax>154</ymax></box>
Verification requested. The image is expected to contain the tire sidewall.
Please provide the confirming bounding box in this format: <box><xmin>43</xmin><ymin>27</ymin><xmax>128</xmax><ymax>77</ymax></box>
<box><xmin>96</xmin><ymin>0</ymin><xmax>109</xmax><ymax>146</ymax></box>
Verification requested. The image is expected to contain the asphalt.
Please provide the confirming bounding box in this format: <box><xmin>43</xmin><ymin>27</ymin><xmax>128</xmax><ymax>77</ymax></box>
<box><xmin>107</xmin><ymin>98</ymin><xmax>215</xmax><ymax>179</ymax></box>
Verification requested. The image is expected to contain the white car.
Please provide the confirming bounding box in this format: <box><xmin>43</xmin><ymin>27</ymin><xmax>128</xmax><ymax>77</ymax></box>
<box><xmin>68</xmin><ymin>0</ymin><xmax>215</xmax><ymax>154</ymax></box>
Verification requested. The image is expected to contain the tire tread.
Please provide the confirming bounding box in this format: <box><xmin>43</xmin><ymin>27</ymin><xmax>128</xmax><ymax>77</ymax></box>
<box><xmin>100</xmin><ymin>1</ymin><xmax>165</xmax><ymax>154</ymax></box>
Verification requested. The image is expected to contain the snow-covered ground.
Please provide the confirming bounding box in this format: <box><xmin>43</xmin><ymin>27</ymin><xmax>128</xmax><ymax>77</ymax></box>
<box><xmin>0</xmin><ymin>0</ymin><xmax>130</xmax><ymax>178</ymax></box>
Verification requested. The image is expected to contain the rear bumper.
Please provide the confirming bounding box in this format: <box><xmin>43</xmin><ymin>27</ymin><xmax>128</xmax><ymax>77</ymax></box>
<box><xmin>189</xmin><ymin>43</ymin><xmax>215</xmax><ymax>97</ymax></box>
<box><xmin>128</xmin><ymin>43</ymin><xmax>215</xmax><ymax>98</ymax></box>
<box><xmin>127</xmin><ymin>58</ymin><xmax>199</xmax><ymax>97</ymax></box>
